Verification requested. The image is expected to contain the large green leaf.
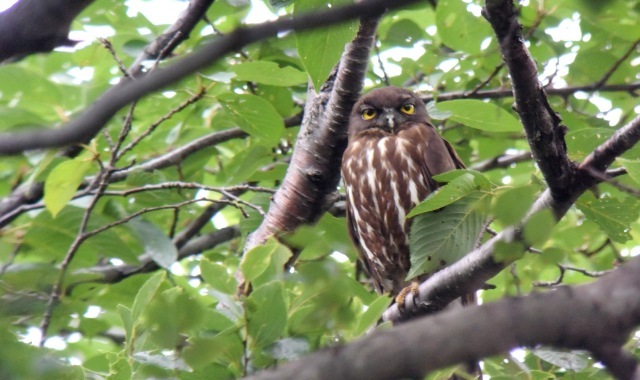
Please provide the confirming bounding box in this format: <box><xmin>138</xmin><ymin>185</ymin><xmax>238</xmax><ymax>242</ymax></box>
<box><xmin>43</xmin><ymin>157</ymin><xmax>93</xmax><ymax>218</ymax></box>
<box><xmin>241</xmin><ymin>238</ymin><xmax>292</xmax><ymax>287</ymax></box>
<box><xmin>246</xmin><ymin>281</ymin><xmax>287</xmax><ymax>350</ymax></box>
<box><xmin>616</xmin><ymin>158</ymin><xmax>640</xmax><ymax>185</ymax></box>
<box><xmin>435</xmin><ymin>100</ymin><xmax>522</xmax><ymax>132</ymax></box>
<box><xmin>435</xmin><ymin>0</ymin><xmax>493</xmax><ymax>54</ymax></box>
<box><xmin>218</xmin><ymin>93</ymin><xmax>285</xmax><ymax>145</ymax></box>
<box><xmin>231</xmin><ymin>61</ymin><xmax>307</xmax><ymax>86</ymax></box>
<box><xmin>576</xmin><ymin>193</ymin><xmax>640</xmax><ymax>243</ymax></box>
<box><xmin>130</xmin><ymin>220</ymin><xmax>178</xmax><ymax>269</ymax></box>
<box><xmin>408</xmin><ymin>170</ymin><xmax>493</xmax><ymax>217</ymax></box>
<box><xmin>493</xmin><ymin>185</ymin><xmax>538</xmax><ymax>226</ymax></box>
<box><xmin>294</xmin><ymin>0</ymin><xmax>357</xmax><ymax>91</ymax></box>
<box><xmin>408</xmin><ymin>191</ymin><xmax>487</xmax><ymax>279</ymax></box>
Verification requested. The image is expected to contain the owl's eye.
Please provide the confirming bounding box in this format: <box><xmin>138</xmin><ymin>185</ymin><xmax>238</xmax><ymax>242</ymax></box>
<box><xmin>361</xmin><ymin>109</ymin><xmax>377</xmax><ymax>120</ymax></box>
<box><xmin>400</xmin><ymin>103</ymin><xmax>415</xmax><ymax>115</ymax></box>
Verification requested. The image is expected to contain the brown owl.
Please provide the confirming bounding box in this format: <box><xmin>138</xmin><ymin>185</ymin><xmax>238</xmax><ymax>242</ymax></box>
<box><xmin>341</xmin><ymin>86</ymin><xmax>465</xmax><ymax>298</ymax></box>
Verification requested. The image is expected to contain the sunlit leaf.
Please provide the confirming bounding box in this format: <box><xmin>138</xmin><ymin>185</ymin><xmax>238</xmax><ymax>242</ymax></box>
<box><xmin>353</xmin><ymin>295</ymin><xmax>392</xmax><ymax>336</ymax></box>
<box><xmin>43</xmin><ymin>157</ymin><xmax>93</xmax><ymax>218</ymax></box>
<box><xmin>435</xmin><ymin>100</ymin><xmax>522</xmax><ymax>132</ymax></box>
<box><xmin>231</xmin><ymin>61</ymin><xmax>307</xmax><ymax>86</ymax></box>
<box><xmin>435</xmin><ymin>0</ymin><xmax>493</xmax><ymax>54</ymax></box>
<box><xmin>294</xmin><ymin>0</ymin><xmax>357</xmax><ymax>91</ymax></box>
<box><xmin>576</xmin><ymin>193</ymin><xmax>640</xmax><ymax>243</ymax></box>
<box><xmin>219</xmin><ymin>93</ymin><xmax>285</xmax><ymax>145</ymax></box>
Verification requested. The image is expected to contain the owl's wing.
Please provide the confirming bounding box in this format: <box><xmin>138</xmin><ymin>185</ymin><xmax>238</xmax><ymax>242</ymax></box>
<box><xmin>416</xmin><ymin>122</ymin><xmax>465</xmax><ymax>185</ymax></box>
<box><xmin>442</xmin><ymin>137</ymin><xmax>466</xmax><ymax>170</ymax></box>
<box><xmin>344</xmin><ymin>203</ymin><xmax>383</xmax><ymax>293</ymax></box>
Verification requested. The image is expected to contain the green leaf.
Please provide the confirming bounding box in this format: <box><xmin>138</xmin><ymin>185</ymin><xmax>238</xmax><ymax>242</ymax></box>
<box><xmin>492</xmin><ymin>240</ymin><xmax>526</xmax><ymax>263</ymax></box>
<box><xmin>131</xmin><ymin>271</ymin><xmax>166</xmax><ymax>322</ymax></box>
<box><xmin>130</xmin><ymin>220</ymin><xmax>178</xmax><ymax>269</ymax></box>
<box><xmin>241</xmin><ymin>241</ymin><xmax>276</xmax><ymax>282</ymax></box>
<box><xmin>43</xmin><ymin>157</ymin><xmax>93</xmax><ymax>218</ymax></box>
<box><xmin>241</xmin><ymin>238</ymin><xmax>293</xmax><ymax>287</ymax></box>
<box><xmin>576</xmin><ymin>193</ymin><xmax>640</xmax><ymax>243</ymax></box>
<box><xmin>218</xmin><ymin>93</ymin><xmax>285</xmax><ymax>145</ymax></box>
<box><xmin>408</xmin><ymin>191</ymin><xmax>486</xmax><ymax>279</ymax></box>
<box><xmin>435</xmin><ymin>100</ymin><xmax>522</xmax><ymax>132</ymax></box>
<box><xmin>616</xmin><ymin>157</ymin><xmax>640</xmax><ymax>185</ymax></box>
<box><xmin>493</xmin><ymin>185</ymin><xmax>538</xmax><ymax>225</ymax></box>
<box><xmin>200</xmin><ymin>260</ymin><xmax>236</xmax><ymax>294</ymax></box>
<box><xmin>353</xmin><ymin>295</ymin><xmax>392</xmax><ymax>336</ymax></box>
<box><xmin>231</xmin><ymin>61</ymin><xmax>307</xmax><ymax>86</ymax></box>
<box><xmin>117</xmin><ymin>305</ymin><xmax>133</xmax><ymax>350</ymax></box>
<box><xmin>246</xmin><ymin>281</ymin><xmax>288</xmax><ymax>350</ymax></box>
<box><xmin>435</xmin><ymin>0</ymin><xmax>493</xmax><ymax>54</ymax></box>
<box><xmin>106</xmin><ymin>353</ymin><xmax>132</xmax><ymax>380</ymax></box>
<box><xmin>523</xmin><ymin>209</ymin><xmax>555</xmax><ymax>246</ymax></box>
<box><xmin>295</xmin><ymin>0</ymin><xmax>357</xmax><ymax>91</ymax></box>
<box><xmin>533</xmin><ymin>349</ymin><xmax>589</xmax><ymax>371</ymax></box>
<box><xmin>408</xmin><ymin>171</ymin><xmax>492</xmax><ymax>217</ymax></box>
<box><xmin>183</xmin><ymin>331</ymin><xmax>244</xmax><ymax>369</ymax></box>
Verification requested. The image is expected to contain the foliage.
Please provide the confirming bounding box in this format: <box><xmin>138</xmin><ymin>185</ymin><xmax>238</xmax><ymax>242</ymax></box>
<box><xmin>0</xmin><ymin>0</ymin><xmax>639</xmax><ymax>379</ymax></box>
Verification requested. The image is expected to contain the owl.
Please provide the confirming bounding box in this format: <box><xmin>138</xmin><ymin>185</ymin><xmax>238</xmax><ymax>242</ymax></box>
<box><xmin>341</xmin><ymin>86</ymin><xmax>465</xmax><ymax>298</ymax></box>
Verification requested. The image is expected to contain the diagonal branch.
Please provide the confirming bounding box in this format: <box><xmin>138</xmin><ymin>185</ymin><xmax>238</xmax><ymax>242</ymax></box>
<box><xmin>482</xmin><ymin>0</ymin><xmax>575</xmax><ymax>203</ymax></box>
<box><xmin>245</xmin><ymin>255</ymin><xmax>640</xmax><ymax>380</ymax></box>
<box><xmin>244</xmin><ymin>15</ymin><xmax>381</xmax><ymax>251</ymax></box>
<box><xmin>0</xmin><ymin>0</ymin><xmax>419</xmax><ymax>155</ymax></box>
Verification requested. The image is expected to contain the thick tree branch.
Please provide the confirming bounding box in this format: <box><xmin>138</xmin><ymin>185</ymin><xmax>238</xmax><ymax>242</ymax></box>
<box><xmin>0</xmin><ymin>0</ymin><xmax>419</xmax><ymax>155</ymax></box>
<box><xmin>245</xmin><ymin>16</ymin><xmax>380</xmax><ymax>250</ymax></box>
<box><xmin>0</xmin><ymin>0</ymin><xmax>94</xmax><ymax>62</ymax></box>
<box><xmin>245</xmin><ymin>256</ymin><xmax>640</xmax><ymax>380</ymax></box>
<box><xmin>482</xmin><ymin>0</ymin><xmax>575</xmax><ymax>202</ymax></box>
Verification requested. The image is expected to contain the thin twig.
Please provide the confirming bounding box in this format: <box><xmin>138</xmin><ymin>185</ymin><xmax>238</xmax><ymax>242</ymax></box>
<box><xmin>98</xmin><ymin>38</ymin><xmax>130</xmax><ymax>78</ymax></box>
<box><xmin>594</xmin><ymin>39</ymin><xmax>640</xmax><ymax>89</ymax></box>
<box><xmin>116</xmin><ymin>86</ymin><xmax>208</xmax><ymax>159</ymax></box>
<box><xmin>583</xmin><ymin>166</ymin><xmax>640</xmax><ymax>198</ymax></box>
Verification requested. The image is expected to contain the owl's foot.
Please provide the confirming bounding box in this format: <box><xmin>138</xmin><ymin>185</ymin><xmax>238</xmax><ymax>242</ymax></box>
<box><xmin>395</xmin><ymin>280</ymin><xmax>420</xmax><ymax>314</ymax></box>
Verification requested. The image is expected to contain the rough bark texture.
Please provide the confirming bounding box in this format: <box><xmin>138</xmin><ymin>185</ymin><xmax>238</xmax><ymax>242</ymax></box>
<box><xmin>482</xmin><ymin>0</ymin><xmax>575</xmax><ymax>205</ymax></box>
<box><xmin>245</xmin><ymin>16</ymin><xmax>380</xmax><ymax>251</ymax></box>
<box><xmin>244</xmin><ymin>256</ymin><xmax>640</xmax><ymax>380</ymax></box>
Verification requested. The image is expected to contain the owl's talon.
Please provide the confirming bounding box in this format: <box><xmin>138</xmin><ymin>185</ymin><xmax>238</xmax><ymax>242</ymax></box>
<box><xmin>395</xmin><ymin>281</ymin><xmax>420</xmax><ymax>314</ymax></box>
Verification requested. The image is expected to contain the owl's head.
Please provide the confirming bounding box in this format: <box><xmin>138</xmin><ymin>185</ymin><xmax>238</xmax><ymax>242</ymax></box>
<box><xmin>348</xmin><ymin>86</ymin><xmax>431</xmax><ymax>136</ymax></box>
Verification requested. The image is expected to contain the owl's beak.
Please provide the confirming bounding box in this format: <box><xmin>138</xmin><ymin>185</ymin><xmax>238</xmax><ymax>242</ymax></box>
<box><xmin>383</xmin><ymin>109</ymin><xmax>395</xmax><ymax>131</ymax></box>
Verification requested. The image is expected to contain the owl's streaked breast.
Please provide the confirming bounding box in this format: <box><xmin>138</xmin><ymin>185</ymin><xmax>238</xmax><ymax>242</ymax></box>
<box><xmin>342</xmin><ymin>124</ymin><xmax>433</xmax><ymax>294</ymax></box>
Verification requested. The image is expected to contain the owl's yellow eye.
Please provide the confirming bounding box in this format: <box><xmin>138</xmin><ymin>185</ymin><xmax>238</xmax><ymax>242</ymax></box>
<box><xmin>361</xmin><ymin>109</ymin><xmax>377</xmax><ymax>120</ymax></box>
<box><xmin>400</xmin><ymin>103</ymin><xmax>415</xmax><ymax>115</ymax></box>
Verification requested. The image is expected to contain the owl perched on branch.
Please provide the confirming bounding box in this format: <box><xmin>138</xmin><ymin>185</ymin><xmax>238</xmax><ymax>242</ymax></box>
<box><xmin>341</xmin><ymin>86</ymin><xmax>465</xmax><ymax>300</ymax></box>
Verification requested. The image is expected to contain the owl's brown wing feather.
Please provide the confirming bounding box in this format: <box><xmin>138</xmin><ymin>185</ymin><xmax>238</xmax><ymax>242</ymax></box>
<box><xmin>410</xmin><ymin>122</ymin><xmax>462</xmax><ymax>184</ymax></box>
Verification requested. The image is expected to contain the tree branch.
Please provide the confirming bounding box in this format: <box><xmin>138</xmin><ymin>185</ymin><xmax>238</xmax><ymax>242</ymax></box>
<box><xmin>0</xmin><ymin>0</ymin><xmax>419</xmax><ymax>155</ymax></box>
<box><xmin>0</xmin><ymin>0</ymin><xmax>95</xmax><ymax>63</ymax></box>
<box><xmin>383</xmin><ymin>103</ymin><xmax>640</xmax><ymax>323</ymax></box>
<box><xmin>482</xmin><ymin>0</ymin><xmax>575</xmax><ymax>202</ymax></box>
<box><xmin>244</xmin><ymin>15</ymin><xmax>380</xmax><ymax>250</ymax></box>
<box><xmin>245</xmin><ymin>256</ymin><xmax>640</xmax><ymax>380</ymax></box>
